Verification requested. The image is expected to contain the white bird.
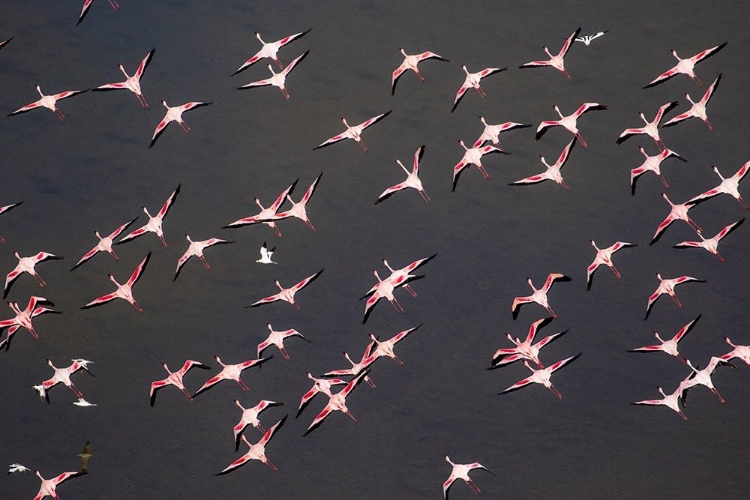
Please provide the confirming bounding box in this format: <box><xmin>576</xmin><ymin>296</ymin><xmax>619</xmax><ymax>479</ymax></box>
<box><xmin>451</xmin><ymin>65</ymin><xmax>507</xmax><ymax>113</ymax></box>
<box><xmin>232</xmin><ymin>29</ymin><xmax>311</xmax><ymax>75</ymax></box>
<box><xmin>92</xmin><ymin>48</ymin><xmax>155</xmax><ymax>107</ymax></box>
<box><xmin>33</xmin><ymin>470</ymin><xmax>87</xmax><ymax>500</ymax></box>
<box><xmin>149</xmin><ymin>101</ymin><xmax>212</xmax><ymax>148</ymax></box>
<box><xmin>629</xmin><ymin>314</ymin><xmax>702</xmax><ymax>363</ymax></box>
<box><xmin>443</xmin><ymin>455</ymin><xmax>494</xmax><ymax>500</ymax></box>
<box><xmin>631</xmin><ymin>384</ymin><xmax>689</xmax><ymax>420</ymax></box>
<box><xmin>662</xmin><ymin>74</ymin><xmax>722</xmax><ymax>130</ymax></box>
<box><xmin>117</xmin><ymin>184</ymin><xmax>180</xmax><ymax>247</ymax></box>
<box><xmin>509</xmin><ymin>137</ymin><xmax>576</xmax><ymax>189</ymax></box>
<box><xmin>224</xmin><ymin>179</ymin><xmax>298</xmax><ymax>236</ymax></box>
<box><xmin>71</xmin><ymin>217</ymin><xmax>138</xmax><ymax>271</ymax></box>
<box><xmin>218</xmin><ymin>415</ymin><xmax>287</xmax><ymax>474</ymax></box>
<box><xmin>630</xmin><ymin>147</ymin><xmax>687</xmax><ymax>196</ymax></box>
<box><xmin>73</xmin><ymin>398</ymin><xmax>97</xmax><ymax>407</ymax></box>
<box><xmin>257</xmin><ymin>323</ymin><xmax>310</xmax><ymax>360</ymax></box>
<box><xmin>511</xmin><ymin>273</ymin><xmax>572</xmax><ymax>320</ymax></box>
<box><xmin>8</xmin><ymin>84</ymin><xmax>87</xmax><ymax>120</ymax></box>
<box><xmin>536</xmin><ymin>102</ymin><xmax>608</xmax><ymax>148</ymax></box>
<box><xmin>237</xmin><ymin>50</ymin><xmax>309</xmax><ymax>100</ymax></box>
<box><xmin>4</xmin><ymin>251</ymin><xmax>64</xmax><ymax>299</ymax></box>
<box><xmin>616</xmin><ymin>101</ymin><xmax>679</xmax><ymax>150</ymax></box>
<box><xmin>247</xmin><ymin>269</ymin><xmax>323</xmax><ymax>309</ymax></box>
<box><xmin>519</xmin><ymin>27</ymin><xmax>581</xmax><ymax>78</ymax></box>
<box><xmin>688</xmin><ymin>163</ymin><xmax>749</xmax><ymax>210</ymax></box>
<box><xmin>232</xmin><ymin>399</ymin><xmax>284</xmax><ymax>450</ymax></box>
<box><xmin>650</xmin><ymin>193</ymin><xmax>701</xmax><ymax>245</ymax></box>
<box><xmin>391</xmin><ymin>48</ymin><xmax>449</xmax><ymax>95</ymax></box>
<box><xmin>173</xmin><ymin>235</ymin><xmax>234</xmax><ymax>281</ymax></box>
<box><xmin>473</xmin><ymin>117</ymin><xmax>532</xmax><ymax>149</ymax></box>
<box><xmin>256</xmin><ymin>242</ymin><xmax>277</xmax><ymax>264</ymax></box>
<box><xmin>644</xmin><ymin>42</ymin><xmax>727</xmax><ymax>88</ymax></box>
<box><xmin>8</xmin><ymin>463</ymin><xmax>29</xmax><ymax>474</ymax></box>
<box><xmin>586</xmin><ymin>240</ymin><xmax>638</xmax><ymax>290</ymax></box>
<box><xmin>575</xmin><ymin>30</ymin><xmax>608</xmax><ymax>46</ymax></box>
<box><xmin>149</xmin><ymin>360</ymin><xmax>211</xmax><ymax>406</ymax></box>
<box><xmin>78</xmin><ymin>0</ymin><xmax>119</xmax><ymax>25</ymax></box>
<box><xmin>376</xmin><ymin>145</ymin><xmax>430</xmax><ymax>204</ymax></box>
<box><xmin>314</xmin><ymin>112</ymin><xmax>392</xmax><ymax>152</ymax></box>
<box><xmin>499</xmin><ymin>353</ymin><xmax>582</xmax><ymax>399</ymax></box>
<box><xmin>644</xmin><ymin>273</ymin><xmax>705</xmax><ymax>320</ymax></box>
<box><xmin>673</xmin><ymin>218</ymin><xmax>744</xmax><ymax>261</ymax></box>
<box><xmin>81</xmin><ymin>252</ymin><xmax>150</xmax><ymax>313</ymax></box>
<box><xmin>451</xmin><ymin>140</ymin><xmax>508</xmax><ymax>192</ymax></box>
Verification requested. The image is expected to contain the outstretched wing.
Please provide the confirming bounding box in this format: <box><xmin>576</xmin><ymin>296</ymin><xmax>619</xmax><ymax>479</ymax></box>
<box><xmin>292</xmin><ymin>269</ymin><xmax>323</xmax><ymax>292</ymax></box>
<box><xmin>127</xmin><ymin>252</ymin><xmax>151</xmax><ymax>287</ymax></box>
<box><xmin>136</xmin><ymin>48</ymin><xmax>156</xmax><ymax>79</ymax></box>
<box><xmin>158</xmin><ymin>184</ymin><xmax>181</xmax><ymax>218</ymax></box>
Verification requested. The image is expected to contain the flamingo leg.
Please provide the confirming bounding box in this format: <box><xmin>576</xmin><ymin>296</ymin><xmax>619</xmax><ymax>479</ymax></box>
<box><xmin>137</xmin><ymin>93</ymin><xmax>149</xmax><ymax>108</ymax></box>
<box><xmin>475</xmin><ymin>86</ymin><xmax>486</xmax><ymax>98</ymax></box>
<box><xmin>609</xmin><ymin>264</ymin><xmax>622</xmax><ymax>279</ymax></box>
<box><xmin>391</xmin><ymin>299</ymin><xmax>404</xmax><ymax>314</ymax></box>
<box><xmin>658</xmin><ymin>174</ymin><xmax>670</xmax><ymax>189</ymax></box>
<box><xmin>345</xmin><ymin>410</ymin><xmax>359</xmax><ymax>423</ymax></box>
<box><xmin>419</xmin><ymin>190</ymin><xmax>431</xmax><ymax>203</ymax></box>
<box><xmin>365</xmin><ymin>376</ymin><xmax>377</xmax><ymax>389</ymax></box>
<box><xmin>257</xmin><ymin>423</ymin><xmax>266</xmax><ymax>434</ymax></box>
<box><xmin>546</xmin><ymin>305</ymin><xmax>557</xmax><ymax>318</ymax></box>
<box><xmin>404</xmin><ymin>284</ymin><xmax>418</xmax><ymax>297</ymax></box>
<box><xmin>179</xmin><ymin>121</ymin><xmax>191</xmax><ymax>133</ymax></box>
<box><xmin>280</xmin><ymin>347</ymin><xmax>290</xmax><ymax>360</ymax></box>
<box><xmin>108</xmin><ymin>248</ymin><xmax>119</xmax><ymax>261</ymax></box>
<box><xmin>574</xmin><ymin>133</ymin><xmax>588</xmax><ymax>148</ymax></box>
<box><xmin>705</xmin><ymin>120</ymin><xmax>712</xmax><ymax>131</ymax></box>
<box><xmin>737</xmin><ymin>196</ymin><xmax>750</xmax><ymax>211</ymax></box>
<box><xmin>180</xmin><ymin>386</ymin><xmax>192</xmax><ymax>399</ymax></box>
<box><xmin>199</xmin><ymin>255</ymin><xmax>211</xmax><ymax>270</ymax></box>
<box><xmin>54</xmin><ymin>109</ymin><xmax>65</xmax><ymax>121</ymax></box>
<box><xmin>271</xmin><ymin>224</ymin><xmax>282</xmax><ymax>238</ymax></box>
<box><xmin>304</xmin><ymin>219</ymin><xmax>316</xmax><ymax>231</ymax></box>
<box><xmin>466</xmin><ymin>479</ymin><xmax>482</xmax><ymax>494</ymax></box>
<box><xmin>0</xmin><ymin>235</ymin><xmax>4</xmax><ymax>244</ymax></box>
<box><xmin>293</xmin><ymin>301</ymin><xmax>301</xmax><ymax>310</ymax></box>
<box><xmin>656</xmin><ymin>139</ymin><xmax>666</xmax><ymax>151</ymax></box>
<box><xmin>715</xmin><ymin>252</ymin><xmax>725</xmax><ymax>262</ymax></box>
<box><xmin>273</xmin><ymin>58</ymin><xmax>285</xmax><ymax>70</ymax></box>
<box><xmin>265</xmin><ymin>459</ymin><xmax>278</xmax><ymax>472</ymax></box>
<box><xmin>549</xmin><ymin>385</ymin><xmax>563</xmax><ymax>399</ymax></box>
<box><xmin>159</xmin><ymin>234</ymin><xmax>168</xmax><ymax>247</ymax></box>
<box><xmin>27</xmin><ymin>326</ymin><xmax>40</xmax><ymax>340</ymax></box>
<box><xmin>711</xmin><ymin>387</ymin><xmax>726</xmax><ymax>404</ymax></box>
<box><xmin>392</xmin><ymin>355</ymin><xmax>404</xmax><ymax>366</ymax></box>
<box><xmin>670</xmin><ymin>294</ymin><xmax>683</xmax><ymax>308</ymax></box>
<box><xmin>477</xmin><ymin>165</ymin><xmax>490</xmax><ymax>180</ymax></box>
<box><xmin>678</xmin><ymin>410</ymin><xmax>689</xmax><ymax>421</ymax></box>
<box><xmin>69</xmin><ymin>384</ymin><xmax>84</xmax><ymax>398</ymax></box>
<box><xmin>357</xmin><ymin>140</ymin><xmax>368</xmax><ymax>152</ymax></box>
<box><xmin>281</xmin><ymin>88</ymin><xmax>291</xmax><ymax>100</ymax></box>
<box><xmin>131</xmin><ymin>300</ymin><xmax>144</xmax><ymax>313</ymax></box>
<box><xmin>415</xmin><ymin>69</ymin><xmax>425</xmax><ymax>82</ymax></box>
<box><xmin>563</xmin><ymin>69</ymin><xmax>571</xmax><ymax>79</ymax></box>
<box><xmin>237</xmin><ymin>379</ymin><xmax>250</xmax><ymax>392</ymax></box>
<box><xmin>108</xmin><ymin>0</ymin><xmax>120</xmax><ymax>9</ymax></box>
<box><xmin>560</xmin><ymin>180</ymin><xmax>571</xmax><ymax>190</ymax></box>
<box><xmin>686</xmin><ymin>217</ymin><xmax>702</xmax><ymax>234</ymax></box>
<box><xmin>33</xmin><ymin>273</ymin><xmax>47</xmax><ymax>287</ymax></box>
<box><xmin>691</xmin><ymin>75</ymin><xmax>703</xmax><ymax>87</ymax></box>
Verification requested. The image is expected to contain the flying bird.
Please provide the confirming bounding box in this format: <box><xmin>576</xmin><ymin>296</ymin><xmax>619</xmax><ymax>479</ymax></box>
<box><xmin>631</xmin><ymin>384</ymin><xmax>689</xmax><ymax>421</ymax></box>
<box><xmin>586</xmin><ymin>240</ymin><xmax>638</xmax><ymax>290</ymax></box>
<box><xmin>644</xmin><ymin>42</ymin><xmax>727</xmax><ymax>88</ymax></box>
<box><xmin>4</xmin><ymin>251</ymin><xmax>64</xmax><ymax>299</ymax></box>
<box><xmin>443</xmin><ymin>455</ymin><xmax>494</xmax><ymax>500</ymax></box>
<box><xmin>314</xmin><ymin>112</ymin><xmax>392</xmax><ymax>152</ymax></box>
<box><xmin>519</xmin><ymin>27</ymin><xmax>581</xmax><ymax>78</ymax></box>
<box><xmin>0</xmin><ymin>201</ymin><xmax>23</xmax><ymax>244</ymax></box>
<box><xmin>81</xmin><ymin>253</ymin><xmax>151</xmax><ymax>312</ymax></box>
<box><xmin>173</xmin><ymin>235</ymin><xmax>234</xmax><ymax>281</ymax></box>
<box><xmin>237</xmin><ymin>50</ymin><xmax>309</xmax><ymax>100</ymax></box>
<box><xmin>490</xmin><ymin>317</ymin><xmax>567</xmax><ymax>369</ymax></box>
<box><xmin>232</xmin><ymin>399</ymin><xmax>285</xmax><ymax>450</ymax></box>
<box><xmin>391</xmin><ymin>48</ymin><xmax>448</xmax><ymax>95</ymax></box>
<box><xmin>232</xmin><ymin>29</ymin><xmax>311</xmax><ymax>75</ymax></box>
<box><xmin>303</xmin><ymin>371</ymin><xmax>368</xmax><ymax>437</ymax></box>
<box><xmin>71</xmin><ymin>217</ymin><xmax>138</xmax><ymax>270</ymax></box>
<box><xmin>78</xmin><ymin>0</ymin><xmax>119</xmax><ymax>25</ymax></box>
<box><xmin>192</xmin><ymin>355</ymin><xmax>271</xmax><ymax>397</ymax></box>
<box><xmin>93</xmin><ymin>48</ymin><xmax>155</xmax><ymax>107</ymax></box>
<box><xmin>247</xmin><ymin>269</ymin><xmax>323</xmax><ymax>309</ymax></box>
<box><xmin>650</xmin><ymin>193</ymin><xmax>701</xmax><ymax>245</ymax></box>
<box><xmin>117</xmin><ymin>184</ymin><xmax>180</xmax><ymax>247</ymax></box>
<box><xmin>8</xmin><ymin>85</ymin><xmax>87</xmax><ymax>120</ymax></box>
<box><xmin>630</xmin><ymin>147</ymin><xmax>686</xmax><ymax>196</ymax></box>
<box><xmin>451</xmin><ymin>65</ymin><xmax>507</xmax><ymax>113</ymax></box>
<box><xmin>452</xmin><ymin>139</ymin><xmax>508</xmax><ymax>192</ymax></box>
<box><xmin>509</xmin><ymin>137</ymin><xmax>576</xmax><ymax>189</ymax></box>
<box><xmin>662</xmin><ymin>74</ymin><xmax>722</xmax><ymax>130</ymax></box>
<box><xmin>0</xmin><ymin>296</ymin><xmax>60</xmax><ymax>350</ymax></box>
<box><xmin>376</xmin><ymin>145</ymin><xmax>430</xmax><ymax>204</ymax></box>
<box><xmin>264</xmin><ymin>173</ymin><xmax>322</xmax><ymax>231</ymax></box>
<box><xmin>32</xmin><ymin>470</ymin><xmax>87</xmax><ymax>500</ymax></box>
<box><xmin>511</xmin><ymin>273</ymin><xmax>571</xmax><ymax>320</ymax></box>
<box><xmin>575</xmin><ymin>30</ymin><xmax>608</xmax><ymax>46</ymax></box>
<box><xmin>673</xmin><ymin>218</ymin><xmax>744</xmax><ymax>261</ymax></box>
<box><xmin>149</xmin><ymin>101</ymin><xmax>212</xmax><ymax>148</ymax></box>
<box><xmin>256</xmin><ymin>242</ymin><xmax>277</xmax><ymax>264</ymax></box>
<box><xmin>224</xmin><ymin>179</ymin><xmax>298</xmax><ymax>236</ymax></box>
<box><xmin>218</xmin><ymin>415</ymin><xmax>287</xmax><ymax>474</ymax></box>
<box><xmin>629</xmin><ymin>314</ymin><xmax>702</xmax><ymax>363</ymax></box>
<box><xmin>499</xmin><ymin>353</ymin><xmax>582</xmax><ymax>399</ymax></box>
<box><xmin>616</xmin><ymin>101</ymin><xmax>679</xmax><ymax>150</ymax></box>
<box><xmin>536</xmin><ymin>102</ymin><xmax>607</xmax><ymax>147</ymax></box>
<box><xmin>687</xmin><ymin>163</ymin><xmax>749</xmax><ymax>210</ymax></box>
<box><xmin>257</xmin><ymin>323</ymin><xmax>310</xmax><ymax>360</ymax></box>
<box><xmin>644</xmin><ymin>273</ymin><xmax>705</xmax><ymax>320</ymax></box>
<box><xmin>149</xmin><ymin>360</ymin><xmax>211</xmax><ymax>406</ymax></box>
<box><xmin>473</xmin><ymin>117</ymin><xmax>532</xmax><ymax>149</ymax></box>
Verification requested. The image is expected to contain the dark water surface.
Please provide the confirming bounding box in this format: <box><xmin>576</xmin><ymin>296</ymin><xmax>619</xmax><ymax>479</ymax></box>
<box><xmin>2</xmin><ymin>1</ymin><xmax>750</xmax><ymax>498</ymax></box>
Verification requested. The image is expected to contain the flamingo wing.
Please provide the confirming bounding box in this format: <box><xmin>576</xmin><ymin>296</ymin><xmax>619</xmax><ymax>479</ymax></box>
<box><xmin>359</xmin><ymin>110</ymin><xmax>392</xmax><ymax>131</ymax></box>
<box><xmin>8</xmin><ymin>100</ymin><xmax>44</xmax><ymax>116</ymax></box>
<box><xmin>301</xmin><ymin>172</ymin><xmax>323</xmax><ymax>204</ymax></box>
<box><xmin>259</xmin><ymin>414</ymin><xmax>287</xmax><ymax>446</ymax></box>
<box><xmin>291</xmin><ymin>269</ymin><xmax>323</xmax><ymax>292</ymax></box>
<box><xmin>451</xmin><ymin>83</ymin><xmax>470</xmax><ymax>113</ymax></box>
<box><xmin>302</xmin><ymin>403</ymin><xmax>334</xmax><ymax>437</ymax></box>
<box><xmin>135</xmin><ymin>48</ymin><xmax>156</xmax><ymax>79</ymax></box>
<box><xmin>271</xmin><ymin>179</ymin><xmax>299</xmax><ymax>211</ymax></box>
<box><xmin>716</xmin><ymin>218</ymin><xmax>744</xmax><ymax>241</ymax></box>
<box><xmin>375</xmin><ymin>182</ymin><xmax>408</xmax><ymax>204</ymax></box>
<box><xmin>509</xmin><ymin>173</ymin><xmax>549</xmax><ymax>186</ymax></box>
<box><xmin>126</xmin><ymin>252</ymin><xmax>151</xmax><ymax>287</ymax></box>
<box><xmin>247</xmin><ymin>292</ymin><xmax>283</xmax><ymax>308</ymax></box>
<box><xmin>71</xmin><ymin>245</ymin><xmax>102</xmax><ymax>271</ymax></box>
<box><xmin>81</xmin><ymin>291</ymin><xmax>119</xmax><ymax>310</ymax></box>
<box><xmin>238</xmin><ymin>77</ymin><xmax>274</xmax><ymax>90</ymax></box>
<box><xmin>391</xmin><ymin>61</ymin><xmax>409</xmax><ymax>96</ymax></box>
<box><xmin>77</xmin><ymin>0</ymin><xmax>95</xmax><ymax>25</ymax></box>
<box><xmin>157</xmin><ymin>184</ymin><xmax>181</xmax><ymax>218</ymax></box>
<box><xmin>559</xmin><ymin>27</ymin><xmax>582</xmax><ymax>57</ymax></box>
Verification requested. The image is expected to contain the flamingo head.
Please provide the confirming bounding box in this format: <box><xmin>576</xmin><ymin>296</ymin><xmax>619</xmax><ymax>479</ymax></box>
<box><xmin>341</xmin><ymin>117</ymin><xmax>349</xmax><ymax>127</ymax></box>
<box><xmin>46</xmin><ymin>358</ymin><xmax>54</xmax><ymax>367</ymax></box>
<box><xmin>94</xmin><ymin>230</ymin><xmax>102</xmax><ymax>239</ymax></box>
<box><xmin>35</xmin><ymin>470</ymin><xmax>43</xmax><ymax>480</ymax></box>
<box><xmin>35</xmin><ymin>84</ymin><xmax>43</xmax><ymax>96</ymax></box>
<box><xmin>461</xmin><ymin>65</ymin><xmax>469</xmax><ymax>74</ymax></box>
<box><xmin>306</xmin><ymin>371</ymin><xmax>315</xmax><ymax>380</ymax></box>
<box><xmin>657</xmin><ymin>386</ymin><xmax>667</xmax><ymax>397</ymax></box>
<box><xmin>655</xmin><ymin>272</ymin><xmax>663</xmax><ymax>281</ymax></box>
<box><xmin>234</xmin><ymin>398</ymin><xmax>243</xmax><ymax>408</ymax></box>
<box><xmin>343</xmin><ymin>351</ymin><xmax>353</xmax><ymax>363</ymax></box>
<box><xmin>267</xmin><ymin>323</ymin><xmax>273</xmax><ymax>331</ymax></box>
<box><xmin>255</xmin><ymin>32</ymin><xmax>263</xmax><ymax>42</ymax></box>
<box><xmin>267</xmin><ymin>63</ymin><xmax>274</xmax><ymax>72</ymax></box>
<box><xmin>108</xmin><ymin>274</ymin><xmax>118</xmax><ymax>285</ymax></box>
<box><xmin>185</xmin><ymin>234</ymin><xmax>193</xmax><ymax>242</ymax></box>
<box><xmin>399</xmin><ymin>47</ymin><xmax>407</xmax><ymax>56</ymax></box>
<box><xmin>543</xmin><ymin>46</ymin><xmax>552</xmax><ymax>57</ymax></box>
<box><xmin>526</xmin><ymin>277</ymin><xmax>533</xmax><ymax>287</ymax></box>
<box><xmin>684</xmin><ymin>92</ymin><xmax>696</xmax><ymax>105</ymax></box>
<box><xmin>274</xmin><ymin>279</ymin><xmax>282</xmax><ymax>290</ymax></box>
<box><xmin>590</xmin><ymin>240</ymin><xmax>598</xmax><ymax>249</ymax></box>
<box><xmin>479</xmin><ymin>116</ymin><xmax>488</xmax><ymax>126</ymax></box>
<box><xmin>661</xmin><ymin>192</ymin><xmax>671</xmax><ymax>203</ymax></box>
<box><xmin>444</xmin><ymin>455</ymin><xmax>454</xmax><ymax>465</ymax></box>
<box><xmin>711</xmin><ymin>165</ymin><xmax>723</xmax><ymax>179</ymax></box>
<box><xmin>725</xmin><ymin>337</ymin><xmax>735</xmax><ymax>347</ymax></box>
<box><xmin>670</xmin><ymin>49</ymin><xmax>679</xmax><ymax>59</ymax></box>
<box><xmin>118</xmin><ymin>63</ymin><xmax>128</xmax><ymax>75</ymax></box>
<box><xmin>654</xmin><ymin>331</ymin><xmax>664</xmax><ymax>342</ymax></box>
<box><xmin>254</xmin><ymin>197</ymin><xmax>264</xmax><ymax>209</ymax></box>
<box><xmin>13</xmin><ymin>251</ymin><xmax>20</xmax><ymax>259</ymax></box>
<box><xmin>214</xmin><ymin>355</ymin><xmax>225</xmax><ymax>366</ymax></box>
<box><xmin>142</xmin><ymin>206</ymin><xmax>152</xmax><ymax>216</ymax></box>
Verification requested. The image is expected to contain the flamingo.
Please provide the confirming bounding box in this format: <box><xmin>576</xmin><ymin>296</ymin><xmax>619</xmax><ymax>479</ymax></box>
<box><xmin>218</xmin><ymin>416</ymin><xmax>287</xmax><ymax>474</ymax></box>
<box><xmin>295</xmin><ymin>372</ymin><xmax>347</xmax><ymax>419</ymax></box>
<box><xmin>673</xmin><ymin>218</ymin><xmax>744</xmax><ymax>261</ymax></box>
<box><xmin>451</xmin><ymin>65</ymin><xmax>507</xmax><ymax>113</ymax></box>
<box><xmin>78</xmin><ymin>0</ymin><xmax>119</xmax><ymax>25</ymax></box>
<box><xmin>237</xmin><ymin>50</ymin><xmax>309</xmax><ymax>100</ymax></box>
<box><xmin>511</xmin><ymin>273</ymin><xmax>572</xmax><ymax>320</ymax></box>
<box><xmin>81</xmin><ymin>252</ymin><xmax>150</xmax><ymax>313</ymax></box>
<box><xmin>224</xmin><ymin>179</ymin><xmax>298</xmax><ymax>236</ymax></box>
<box><xmin>314</xmin><ymin>111</ymin><xmax>392</xmax><ymax>151</ymax></box>
<box><xmin>362</xmin><ymin>269</ymin><xmax>423</xmax><ymax>324</ymax></box>
<box><xmin>519</xmin><ymin>27</ymin><xmax>581</xmax><ymax>78</ymax></box>
<box><xmin>499</xmin><ymin>353</ymin><xmax>582</xmax><ymax>399</ymax></box>
<box><xmin>616</xmin><ymin>101</ymin><xmax>679</xmax><ymax>150</ymax></box>
<box><xmin>258</xmin><ymin>323</ymin><xmax>310</xmax><ymax>360</ymax></box>
<box><xmin>8</xmin><ymin>84</ymin><xmax>87</xmax><ymax>120</ymax></box>
<box><xmin>575</xmin><ymin>30</ymin><xmax>608</xmax><ymax>46</ymax></box>
<box><xmin>644</xmin><ymin>273</ymin><xmax>705</xmax><ymax>320</ymax></box>
<box><xmin>644</xmin><ymin>42</ymin><xmax>727</xmax><ymax>88</ymax></box>
<box><xmin>0</xmin><ymin>296</ymin><xmax>60</xmax><ymax>350</ymax></box>
<box><xmin>70</xmin><ymin>217</ymin><xmax>138</xmax><ymax>271</ymax></box>
<box><xmin>687</xmin><ymin>163</ymin><xmax>749</xmax><ymax>210</ymax></box>
<box><xmin>650</xmin><ymin>193</ymin><xmax>701</xmax><ymax>245</ymax></box>
<box><xmin>509</xmin><ymin>137</ymin><xmax>576</xmax><ymax>189</ymax></box>
<box><xmin>443</xmin><ymin>455</ymin><xmax>494</xmax><ymax>500</ymax></box>
<box><xmin>322</xmin><ymin>342</ymin><xmax>377</xmax><ymax>388</ymax></box>
<box><xmin>92</xmin><ymin>48</ymin><xmax>155</xmax><ymax>108</ymax></box>
<box><xmin>375</xmin><ymin>145</ymin><xmax>430</xmax><ymax>204</ymax></box>
<box><xmin>149</xmin><ymin>360</ymin><xmax>210</xmax><ymax>406</ymax></box>
<box><xmin>586</xmin><ymin>240</ymin><xmax>638</xmax><ymax>290</ymax></box>
<box><xmin>365</xmin><ymin>324</ymin><xmax>423</xmax><ymax>366</ymax></box>
<box><xmin>682</xmin><ymin>357</ymin><xmax>735</xmax><ymax>404</ymax></box>
<box><xmin>173</xmin><ymin>235</ymin><xmax>234</xmax><ymax>281</ymax></box>
<box><xmin>148</xmin><ymin>100</ymin><xmax>212</xmax><ymax>148</ymax></box>
<box><xmin>192</xmin><ymin>355</ymin><xmax>272</xmax><ymax>397</ymax></box>
<box><xmin>0</xmin><ymin>201</ymin><xmax>23</xmax><ymax>244</ymax></box>
<box><xmin>264</xmin><ymin>173</ymin><xmax>322</xmax><ymax>231</ymax></box>
<box><xmin>472</xmin><ymin>117</ymin><xmax>532</xmax><ymax>149</ymax></box>
<box><xmin>631</xmin><ymin>385</ymin><xmax>689</xmax><ymax>421</ymax></box>
<box><xmin>535</xmin><ymin>102</ymin><xmax>607</xmax><ymax>147</ymax></box>
<box><xmin>489</xmin><ymin>317</ymin><xmax>568</xmax><ymax>369</ymax></box>
<box><xmin>451</xmin><ymin>140</ymin><xmax>508</xmax><ymax>192</ymax></box>
<box><xmin>662</xmin><ymin>74</ymin><xmax>722</xmax><ymax>130</ymax></box>
<box><xmin>391</xmin><ymin>48</ymin><xmax>449</xmax><ymax>95</ymax></box>
<box><xmin>630</xmin><ymin>147</ymin><xmax>687</xmax><ymax>196</ymax></box>
<box><xmin>4</xmin><ymin>251</ymin><xmax>64</xmax><ymax>299</ymax></box>
<box><xmin>33</xmin><ymin>470</ymin><xmax>87</xmax><ymax>500</ymax></box>
<box><xmin>117</xmin><ymin>184</ymin><xmax>180</xmax><ymax>247</ymax></box>
<box><xmin>233</xmin><ymin>399</ymin><xmax>285</xmax><ymax>450</ymax></box>
<box><xmin>34</xmin><ymin>359</ymin><xmax>95</xmax><ymax>405</ymax></box>
<box><xmin>379</xmin><ymin>254</ymin><xmax>436</xmax><ymax>297</ymax></box>
<box><xmin>232</xmin><ymin>29</ymin><xmax>311</xmax><ymax>75</ymax></box>
<box><xmin>256</xmin><ymin>242</ymin><xmax>277</xmax><ymax>264</ymax></box>
<box><xmin>629</xmin><ymin>314</ymin><xmax>702</xmax><ymax>363</ymax></box>
<box><xmin>247</xmin><ymin>269</ymin><xmax>323</xmax><ymax>309</ymax></box>
<box><xmin>303</xmin><ymin>371</ymin><xmax>368</xmax><ymax>436</ymax></box>
<box><xmin>720</xmin><ymin>337</ymin><xmax>750</xmax><ymax>367</ymax></box>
